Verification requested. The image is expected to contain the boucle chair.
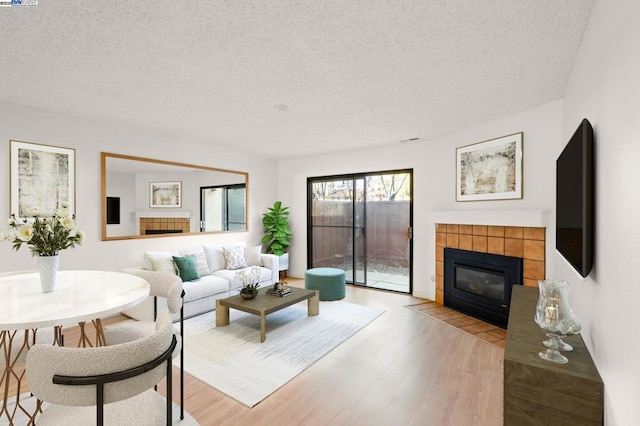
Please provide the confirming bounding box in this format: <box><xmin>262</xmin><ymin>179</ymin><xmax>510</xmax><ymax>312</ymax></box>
<box><xmin>103</xmin><ymin>268</ymin><xmax>185</xmax><ymax>420</ymax></box>
<box><xmin>26</xmin><ymin>311</ymin><xmax>177</xmax><ymax>426</ymax></box>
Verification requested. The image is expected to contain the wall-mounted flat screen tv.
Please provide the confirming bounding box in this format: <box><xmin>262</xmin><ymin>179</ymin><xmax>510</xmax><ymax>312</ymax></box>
<box><xmin>106</xmin><ymin>196</ymin><xmax>121</xmax><ymax>225</ymax></box>
<box><xmin>556</xmin><ymin>118</ymin><xmax>594</xmax><ymax>277</ymax></box>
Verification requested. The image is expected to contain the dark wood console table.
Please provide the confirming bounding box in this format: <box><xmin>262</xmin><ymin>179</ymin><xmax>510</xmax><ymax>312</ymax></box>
<box><xmin>504</xmin><ymin>285</ymin><xmax>603</xmax><ymax>425</ymax></box>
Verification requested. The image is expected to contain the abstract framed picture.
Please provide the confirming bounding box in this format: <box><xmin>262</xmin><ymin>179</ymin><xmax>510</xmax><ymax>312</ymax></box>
<box><xmin>10</xmin><ymin>140</ymin><xmax>76</xmax><ymax>219</ymax></box>
<box><xmin>456</xmin><ymin>132</ymin><xmax>523</xmax><ymax>201</ymax></box>
<box><xmin>149</xmin><ymin>181</ymin><xmax>181</xmax><ymax>208</ymax></box>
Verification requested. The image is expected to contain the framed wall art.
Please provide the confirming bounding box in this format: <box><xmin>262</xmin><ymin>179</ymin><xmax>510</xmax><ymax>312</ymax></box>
<box><xmin>149</xmin><ymin>181</ymin><xmax>181</xmax><ymax>208</ymax></box>
<box><xmin>456</xmin><ymin>132</ymin><xmax>523</xmax><ymax>202</ymax></box>
<box><xmin>10</xmin><ymin>140</ymin><xmax>76</xmax><ymax>219</ymax></box>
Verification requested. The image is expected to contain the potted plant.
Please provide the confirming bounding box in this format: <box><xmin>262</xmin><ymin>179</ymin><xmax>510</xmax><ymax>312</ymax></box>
<box><xmin>236</xmin><ymin>266</ymin><xmax>261</xmax><ymax>299</ymax></box>
<box><xmin>261</xmin><ymin>201</ymin><xmax>292</xmax><ymax>271</ymax></box>
<box><xmin>2</xmin><ymin>203</ymin><xmax>84</xmax><ymax>293</ymax></box>
<box><xmin>239</xmin><ymin>282</ymin><xmax>260</xmax><ymax>299</ymax></box>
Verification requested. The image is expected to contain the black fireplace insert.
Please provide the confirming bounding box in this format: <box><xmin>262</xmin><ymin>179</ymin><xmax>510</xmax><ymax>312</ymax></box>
<box><xmin>444</xmin><ymin>248</ymin><xmax>523</xmax><ymax>328</ymax></box>
<box><xmin>145</xmin><ymin>229</ymin><xmax>183</xmax><ymax>235</ymax></box>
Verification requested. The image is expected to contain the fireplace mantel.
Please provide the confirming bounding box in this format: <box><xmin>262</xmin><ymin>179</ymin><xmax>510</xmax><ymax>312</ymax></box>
<box><xmin>429</xmin><ymin>210</ymin><xmax>549</xmax><ymax>228</ymax></box>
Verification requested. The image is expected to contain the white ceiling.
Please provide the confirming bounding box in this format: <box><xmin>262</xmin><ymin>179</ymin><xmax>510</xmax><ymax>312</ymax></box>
<box><xmin>0</xmin><ymin>1</ymin><xmax>594</xmax><ymax>160</ymax></box>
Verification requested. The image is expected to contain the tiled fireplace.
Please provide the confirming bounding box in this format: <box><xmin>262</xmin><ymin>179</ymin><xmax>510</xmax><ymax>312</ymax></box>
<box><xmin>435</xmin><ymin>223</ymin><xmax>546</xmax><ymax>305</ymax></box>
<box><xmin>139</xmin><ymin>217</ymin><xmax>190</xmax><ymax>235</ymax></box>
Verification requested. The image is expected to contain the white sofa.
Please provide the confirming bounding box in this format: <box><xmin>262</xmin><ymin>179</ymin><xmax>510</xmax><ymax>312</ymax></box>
<box><xmin>126</xmin><ymin>242</ymin><xmax>279</xmax><ymax>319</ymax></box>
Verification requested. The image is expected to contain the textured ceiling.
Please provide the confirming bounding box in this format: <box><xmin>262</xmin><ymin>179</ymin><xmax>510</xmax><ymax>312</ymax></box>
<box><xmin>0</xmin><ymin>1</ymin><xmax>594</xmax><ymax>159</ymax></box>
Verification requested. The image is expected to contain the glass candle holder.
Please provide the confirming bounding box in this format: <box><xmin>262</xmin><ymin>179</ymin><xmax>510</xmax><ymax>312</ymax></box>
<box><xmin>534</xmin><ymin>279</ymin><xmax>582</xmax><ymax>364</ymax></box>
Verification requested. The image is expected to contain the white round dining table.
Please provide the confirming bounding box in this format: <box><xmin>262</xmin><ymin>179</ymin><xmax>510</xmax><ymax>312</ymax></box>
<box><xmin>0</xmin><ymin>270</ymin><xmax>150</xmax><ymax>425</ymax></box>
<box><xmin>0</xmin><ymin>270</ymin><xmax>150</xmax><ymax>330</ymax></box>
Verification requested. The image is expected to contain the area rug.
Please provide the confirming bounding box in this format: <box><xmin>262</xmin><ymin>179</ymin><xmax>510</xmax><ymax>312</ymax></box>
<box><xmin>176</xmin><ymin>301</ymin><xmax>385</xmax><ymax>407</ymax></box>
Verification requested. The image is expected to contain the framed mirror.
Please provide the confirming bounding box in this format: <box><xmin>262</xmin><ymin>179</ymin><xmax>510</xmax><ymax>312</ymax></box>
<box><xmin>101</xmin><ymin>152</ymin><xmax>248</xmax><ymax>240</ymax></box>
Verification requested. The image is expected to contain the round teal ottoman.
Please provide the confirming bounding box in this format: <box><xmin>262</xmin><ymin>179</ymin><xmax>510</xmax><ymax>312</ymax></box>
<box><xmin>304</xmin><ymin>267</ymin><xmax>346</xmax><ymax>301</ymax></box>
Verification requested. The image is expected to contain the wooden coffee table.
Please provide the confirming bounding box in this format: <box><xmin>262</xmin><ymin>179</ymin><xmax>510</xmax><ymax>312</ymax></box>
<box><xmin>215</xmin><ymin>287</ymin><xmax>319</xmax><ymax>342</ymax></box>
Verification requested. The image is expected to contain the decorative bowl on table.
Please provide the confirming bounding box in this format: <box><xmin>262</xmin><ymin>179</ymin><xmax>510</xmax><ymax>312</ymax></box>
<box><xmin>240</xmin><ymin>291</ymin><xmax>258</xmax><ymax>300</ymax></box>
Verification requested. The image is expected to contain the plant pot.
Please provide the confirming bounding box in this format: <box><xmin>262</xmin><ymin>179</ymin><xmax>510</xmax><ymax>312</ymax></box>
<box><xmin>37</xmin><ymin>254</ymin><xmax>59</xmax><ymax>293</ymax></box>
<box><xmin>240</xmin><ymin>292</ymin><xmax>258</xmax><ymax>300</ymax></box>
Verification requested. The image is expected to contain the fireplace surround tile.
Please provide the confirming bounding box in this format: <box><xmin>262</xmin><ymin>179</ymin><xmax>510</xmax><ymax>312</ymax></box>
<box><xmin>459</xmin><ymin>235</ymin><xmax>473</xmax><ymax>251</ymax></box>
<box><xmin>472</xmin><ymin>235</ymin><xmax>488</xmax><ymax>252</ymax></box>
<box><xmin>488</xmin><ymin>226</ymin><xmax>505</xmax><ymax>237</ymax></box>
<box><xmin>487</xmin><ymin>237</ymin><xmax>505</xmax><ymax>255</ymax></box>
<box><xmin>504</xmin><ymin>238</ymin><xmax>524</xmax><ymax>257</ymax></box>
<box><xmin>459</xmin><ymin>224</ymin><xmax>473</xmax><ymax>235</ymax></box>
<box><xmin>505</xmin><ymin>226</ymin><xmax>524</xmax><ymax>239</ymax></box>
<box><xmin>523</xmin><ymin>239</ymin><xmax>545</xmax><ymax>261</ymax></box>
<box><xmin>446</xmin><ymin>233</ymin><xmax>459</xmax><ymax>248</ymax></box>
<box><xmin>472</xmin><ymin>225</ymin><xmax>488</xmax><ymax>236</ymax></box>
<box><xmin>523</xmin><ymin>259</ymin><xmax>545</xmax><ymax>280</ymax></box>
<box><xmin>523</xmin><ymin>227</ymin><xmax>545</xmax><ymax>240</ymax></box>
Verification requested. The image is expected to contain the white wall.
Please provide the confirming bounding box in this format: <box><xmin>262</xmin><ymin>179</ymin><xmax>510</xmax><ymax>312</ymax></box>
<box><xmin>559</xmin><ymin>1</ymin><xmax>640</xmax><ymax>424</ymax></box>
<box><xmin>278</xmin><ymin>100</ymin><xmax>562</xmax><ymax>300</ymax></box>
<box><xmin>0</xmin><ymin>101</ymin><xmax>278</xmax><ymax>273</ymax></box>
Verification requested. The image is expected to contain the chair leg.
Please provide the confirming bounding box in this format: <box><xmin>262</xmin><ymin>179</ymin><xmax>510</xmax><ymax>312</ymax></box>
<box><xmin>97</xmin><ymin>383</ymin><xmax>105</xmax><ymax>426</ymax></box>
<box><xmin>180</xmin><ymin>297</ymin><xmax>184</xmax><ymax>420</ymax></box>
<box><xmin>166</xmin><ymin>356</ymin><xmax>173</xmax><ymax>426</ymax></box>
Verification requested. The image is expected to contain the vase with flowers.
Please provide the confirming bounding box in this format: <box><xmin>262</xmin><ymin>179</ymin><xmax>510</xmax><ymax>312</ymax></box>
<box><xmin>1</xmin><ymin>203</ymin><xmax>84</xmax><ymax>293</ymax></box>
<box><xmin>235</xmin><ymin>266</ymin><xmax>262</xmax><ymax>299</ymax></box>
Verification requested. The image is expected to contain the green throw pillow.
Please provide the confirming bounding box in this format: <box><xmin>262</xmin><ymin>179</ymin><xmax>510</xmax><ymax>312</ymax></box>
<box><xmin>173</xmin><ymin>255</ymin><xmax>200</xmax><ymax>282</ymax></box>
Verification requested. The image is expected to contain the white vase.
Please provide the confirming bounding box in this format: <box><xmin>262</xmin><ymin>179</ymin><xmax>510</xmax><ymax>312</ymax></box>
<box><xmin>37</xmin><ymin>255</ymin><xmax>59</xmax><ymax>293</ymax></box>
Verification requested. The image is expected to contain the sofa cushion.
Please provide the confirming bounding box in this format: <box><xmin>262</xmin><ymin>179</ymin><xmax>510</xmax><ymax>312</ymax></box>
<box><xmin>179</xmin><ymin>247</ymin><xmax>211</xmax><ymax>276</ymax></box>
<box><xmin>223</xmin><ymin>246</ymin><xmax>248</xmax><ymax>270</ymax></box>
<box><xmin>182</xmin><ymin>275</ymin><xmax>229</xmax><ymax>303</ymax></box>
<box><xmin>244</xmin><ymin>245</ymin><xmax>263</xmax><ymax>266</ymax></box>
<box><xmin>172</xmin><ymin>255</ymin><xmax>200</xmax><ymax>282</ymax></box>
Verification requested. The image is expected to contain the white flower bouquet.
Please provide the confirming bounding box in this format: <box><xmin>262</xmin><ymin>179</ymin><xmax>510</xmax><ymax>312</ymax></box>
<box><xmin>1</xmin><ymin>203</ymin><xmax>84</xmax><ymax>256</ymax></box>
<box><xmin>235</xmin><ymin>266</ymin><xmax>261</xmax><ymax>295</ymax></box>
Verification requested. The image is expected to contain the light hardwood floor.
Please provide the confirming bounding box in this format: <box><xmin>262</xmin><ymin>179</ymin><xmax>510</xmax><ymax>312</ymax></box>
<box><xmin>9</xmin><ymin>278</ymin><xmax>504</xmax><ymax>425</ymax></box>
<box><xmin>162</xmin><ymin>278</ymin><xmax>504</xmax><ymax>425</ymax></box>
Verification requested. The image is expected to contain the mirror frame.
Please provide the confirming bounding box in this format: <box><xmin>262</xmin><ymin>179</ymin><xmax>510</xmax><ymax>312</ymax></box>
<box><xmin>101</xmin><ymin>152</ymin><xmax>249</xmax><ymax>241</ymax></box>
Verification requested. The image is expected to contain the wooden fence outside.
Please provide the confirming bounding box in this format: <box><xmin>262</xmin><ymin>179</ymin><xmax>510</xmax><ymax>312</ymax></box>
<box><xmin>311</xmin><ymin>200</ymin><xmax>410</xmax><ymax>268</ymax></box>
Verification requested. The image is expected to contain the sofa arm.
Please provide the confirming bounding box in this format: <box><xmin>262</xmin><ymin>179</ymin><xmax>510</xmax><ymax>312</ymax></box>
<box><xmin>259</xmin><ymin>254</ymin><xmax>279</xmax><ymax>283</ymax></box>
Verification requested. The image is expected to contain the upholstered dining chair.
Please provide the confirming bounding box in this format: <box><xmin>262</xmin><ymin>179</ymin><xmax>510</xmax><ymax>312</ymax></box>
<box><xmin>26</xmin><ymin>311</ymin><xmax>176</xmax><ymax>425</ymax></box>
<box><xmin>103</xmin><ymin>268</ymin><xmax>185</xmax><ymax>420</ymax></box>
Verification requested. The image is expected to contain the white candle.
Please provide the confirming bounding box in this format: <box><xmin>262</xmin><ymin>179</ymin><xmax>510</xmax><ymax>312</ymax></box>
<box><xmin>545</xmin><ymin>305</ymin><xmax>558</xmax><ymax>326</ymax></box>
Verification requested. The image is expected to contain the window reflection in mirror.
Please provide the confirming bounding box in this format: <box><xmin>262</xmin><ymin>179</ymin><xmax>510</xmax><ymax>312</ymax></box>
<box><xmin>101</xmin><ymin>152</ymin><xmax>248</xmax><ymax>240</ymax></box>
<box><xmin>200</xmin><ymin>184</ymin><xmax>246</xmax><ymax>231</ymax></box>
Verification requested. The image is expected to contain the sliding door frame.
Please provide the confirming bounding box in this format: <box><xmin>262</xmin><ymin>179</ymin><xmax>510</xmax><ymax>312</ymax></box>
<box><xmin>307</xmin><ymin>168</ymin><xmax>413</xmax><ymax>294</ymax></box>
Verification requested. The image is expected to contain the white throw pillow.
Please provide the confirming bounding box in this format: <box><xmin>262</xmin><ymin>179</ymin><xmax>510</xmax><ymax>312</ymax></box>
<box><xmin>143</xmin><ymin>251</ymin><xmax>176</xmax><ymax>271</ymax></box>
<box><xmin>149</xmin><ymin>256</ymin><xmax>177</xmax><ymax>275</ymax></box>
<box><xmin>244</xmin><ymin>245</ymin><xmax>263</xmax><ymax>266</ymax></box>
<box><xmin>223</xmin><ymin>246</ymin><xmax>248</xmax><ymax>270</ymax></box>
<box><xmin>203</xmin><ymin>245</ymin><xmax>225</xmax><ymax>272</ymax></box>
<box><xmin>180</xmin><ymin>247</ymin><xmax>211</xmax><ymax>276</ymax></box>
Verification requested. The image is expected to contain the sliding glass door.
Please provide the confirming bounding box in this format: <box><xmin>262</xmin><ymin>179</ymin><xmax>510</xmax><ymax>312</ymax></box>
<box><xmin>308</xmin><ymin>170</ymin><xmax>412</xmax><ymax>293</ymax></box>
